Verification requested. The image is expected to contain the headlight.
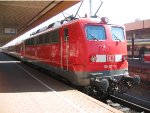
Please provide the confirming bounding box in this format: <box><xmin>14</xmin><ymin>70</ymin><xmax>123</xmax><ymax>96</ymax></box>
<box><xmin>91</xmin><ymin>55</ymin><xmax>97</xmax><ymax>62</ymax></box>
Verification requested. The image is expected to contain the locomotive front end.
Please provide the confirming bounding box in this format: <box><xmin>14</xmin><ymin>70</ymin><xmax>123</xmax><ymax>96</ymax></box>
<box><xmin>84</xmin><ymin>18</ymin><xmax>140</xmax><ymax>96</ymax></box>
<box><xmin>90</xmin><ymin>71</ymin><xmax>140</xmax><ymax>95</ymax></box>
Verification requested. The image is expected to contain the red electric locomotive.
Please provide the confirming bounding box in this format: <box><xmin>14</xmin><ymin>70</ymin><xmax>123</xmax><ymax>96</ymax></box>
<box><xmin>7</xmin><ymin>16</ymin><xmax>140</xmax><ymax>97</ymax></box>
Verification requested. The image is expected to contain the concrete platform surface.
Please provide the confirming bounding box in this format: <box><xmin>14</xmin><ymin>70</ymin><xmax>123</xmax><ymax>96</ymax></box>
<box><xmin>0</xmin><ymin>52</ymin><xmax>121</xmax><ymax>113</ymax></box>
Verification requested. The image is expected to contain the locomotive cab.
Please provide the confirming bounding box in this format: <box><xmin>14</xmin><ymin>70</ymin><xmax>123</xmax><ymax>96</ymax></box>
<box><xmin>76</xmin><ymin>17</ymin><xmax>140</xmax><ymax>95</ymax></box>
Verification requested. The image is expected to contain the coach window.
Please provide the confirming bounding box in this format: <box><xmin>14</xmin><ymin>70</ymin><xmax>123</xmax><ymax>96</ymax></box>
<box><xmin>28</xmin><ymin>39</ymin><xmax>30</xmax><ymax>45</ymax></box>
<box><xmin>64</xmin><ymin>28</ymin><xmax>68</xmax><ymax>41</ymax></box>
<box><xmin>34</xmin><ymin>37</ymin><xmax>36</xmax><ymax>45</ymax></box>
<box><xmin>39</xmin><ymin>35</ymin><xmax>43</xmax><ymax>44</ymax></box>
<box><xmin>49</xmin><ymin>32</ymin><xmax>52</xmax><ymax>43</ymax></box>
<box><xmin>30</xmin><ymin>39</ymin><xmax>32</xmax><ymax>45</ymax></box>
<box><xmin>52</xmin><ymin>30</ymin><xmax>59</xmax><ymax>43</ymax></box>
<box><xmin>28</xmin><ymin>39</ymin><xmax>31</xmax><ymax>45</ymax></box>
<box><xmin>25</xmin><ymin>40</ymin><xmax>28</xmax><ymax>45</ymax></box>
<box><xmin>31</xmin><ymin>38</ymin><xmax>34</xmax><ymax>45</ymax></box>
<box><xmin>42</xmin><ymin>34</ymin><xmax>46</xmax><ymax>44</ymax></box>
<box><xmin>26</xmin><ymin>40</ymin><xmax>29</xmax><ymax>45</ymax></box>
<box><xmin>45</xmin><ymin>33</ymin><xmax>49</xmax><ymax>43</ymax></box>
<box><xmin>35</xmin><ymin>36</ymin><xmax>39</xmax><ymax>45</ymax></box>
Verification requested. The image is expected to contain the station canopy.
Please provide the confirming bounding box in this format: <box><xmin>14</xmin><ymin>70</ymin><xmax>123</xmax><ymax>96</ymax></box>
<box><xmin>0</xmin><ymin>0</ymin><xmax>80</xmax><ymax>47</ymax></box>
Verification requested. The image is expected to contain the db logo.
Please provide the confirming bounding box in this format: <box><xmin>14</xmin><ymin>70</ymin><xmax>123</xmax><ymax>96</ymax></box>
<box><xmin>107</xmin><ymin>55</ymin><xmax>115</xmax><ymax>62</ymax></box>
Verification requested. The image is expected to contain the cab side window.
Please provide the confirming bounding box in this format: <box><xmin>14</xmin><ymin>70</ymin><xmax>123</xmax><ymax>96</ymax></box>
<box><xmin>64</xmin><ymin>28</ymin><xmax>68</xmax><ymax>41</ymax></box>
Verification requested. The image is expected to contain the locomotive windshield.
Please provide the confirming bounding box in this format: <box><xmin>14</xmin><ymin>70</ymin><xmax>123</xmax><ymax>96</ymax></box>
<box><xmin>86</xmin><ymin>26</ymin><xmax>106</xmax><ymax>40</ymax></box>
<box><xmin>111</xmin><ymin>27</ymin><xmax>125</xmax><ymax>41</ymax></box>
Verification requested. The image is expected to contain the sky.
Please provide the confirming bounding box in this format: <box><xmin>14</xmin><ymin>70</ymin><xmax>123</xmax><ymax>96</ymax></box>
<box><xmin>3</xmin><ymin>0</ymin><xmax>150</xmax><ymax>47</ymax></box>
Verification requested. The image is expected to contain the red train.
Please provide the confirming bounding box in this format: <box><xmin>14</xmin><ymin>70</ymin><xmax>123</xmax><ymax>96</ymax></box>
<box><xmin>5</xmin><ymin>17</ymin><xmax>140</xmax><ymax>96</ymax></box>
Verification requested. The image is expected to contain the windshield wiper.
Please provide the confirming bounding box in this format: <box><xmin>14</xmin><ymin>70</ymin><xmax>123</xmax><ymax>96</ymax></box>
<box><xmin>89</xmin><ymin>33</ymin><xmax>98</xmax><ymax>41</ymax></box>
<box><xmin>112</xmin><ymin>33</ymin><xmax>121</xmax><ymax>42</ymax></box>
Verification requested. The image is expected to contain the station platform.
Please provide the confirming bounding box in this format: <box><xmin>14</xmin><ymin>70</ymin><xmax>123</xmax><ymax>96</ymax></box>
<box><xmin>0</xmin><ymin>52</ymin><xmax>121</xmax><ymax>113</ymax></box>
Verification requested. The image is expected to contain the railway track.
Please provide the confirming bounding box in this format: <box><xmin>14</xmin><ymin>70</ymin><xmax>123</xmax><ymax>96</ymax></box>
<box><xmin>139</xmin><ymin>81</ymin><xmax>150</xmax><ymax>87</ymax></box>
<box><xmin>104</xmin><ymin>95</ymin><xmax>150</xmax><ymax>113</ymax></box>
<box><xmin>102</xmin><ymin>81</ymin><xmax>150</xmax><ymax>113</ymax></box>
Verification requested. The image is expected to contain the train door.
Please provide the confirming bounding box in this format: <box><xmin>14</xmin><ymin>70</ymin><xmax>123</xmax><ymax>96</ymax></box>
<box><xmin>21</xmin><ymin>42</ymin><xmax>25</xmax><ymax>56</ymax></box>
<box><xmin>61</xmin><ymin>28</ymin><xmax>69</xmax><ymax>71</ymax></box>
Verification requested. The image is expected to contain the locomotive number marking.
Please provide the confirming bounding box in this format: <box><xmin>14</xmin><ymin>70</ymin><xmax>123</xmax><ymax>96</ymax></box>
<box><xmin>104</xmin><ymin>65</ymin><xmax>112</xmax><ymax>68</ymax></box>
<box><xmin>104</xmin><ymin>64</ymin><xmax>116</xmax><ymax>69</ymax></box>
<box><xmin>107</xmin><ymin>55</ymin><xmax>115</xmax><ymax>62</ymax></box>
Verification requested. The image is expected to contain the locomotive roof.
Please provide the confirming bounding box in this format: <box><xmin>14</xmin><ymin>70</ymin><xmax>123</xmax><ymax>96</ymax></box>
<box><xmin>27</xmin><ymin>18</ymin><xmax>124</xmax><ymax>40</ymax></box>
<box><xmin>63</xmin><ymin>18</ymin><xmax>100</xmax><ymax>25</ymax></box>
<box><xmin>28</xmin><ymin>18</ymin><xmax>98</xmax><ymax>39</ymax></box>
<box><xmin>64</xmin><ymin>18</ymin><xmax>124</xmax><ymax>27</ymax></box>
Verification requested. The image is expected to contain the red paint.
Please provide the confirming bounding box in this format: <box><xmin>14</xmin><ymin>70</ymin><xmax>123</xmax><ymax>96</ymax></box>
<box><xmin>144</xmin><ymin>52</ymin><xmax>150</xmax><ymax>63</ymax></box>
<box><xmin>8</xmin><ymin>18</ymin><xmax>128</xmax><ymax>73</ymax></box>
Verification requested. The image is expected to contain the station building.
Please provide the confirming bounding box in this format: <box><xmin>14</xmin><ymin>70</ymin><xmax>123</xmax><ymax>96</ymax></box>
<box><xmin>124</xmin><ymin>19</ymin><xmax>150</xmax><ymax>57</ymax></box>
